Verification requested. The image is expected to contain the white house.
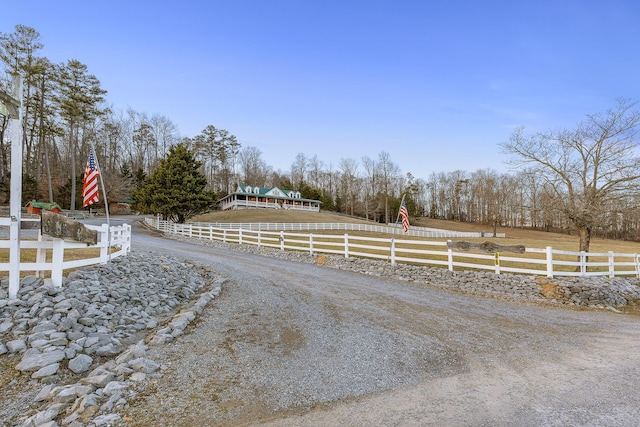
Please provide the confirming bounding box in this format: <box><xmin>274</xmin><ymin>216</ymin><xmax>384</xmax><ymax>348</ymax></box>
<box><xmin>218</xmin><ymin>185</ymin><xmax>321</xmax><ymax>212</ymax></box>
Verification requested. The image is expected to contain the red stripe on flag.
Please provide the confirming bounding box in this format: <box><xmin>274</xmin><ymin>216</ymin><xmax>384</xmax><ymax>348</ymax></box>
<box><xmin>82</xmin><ymin>150</ymin><xmax>100</xmax><ymax>207</ymax></box>
<box><xmin>400</xmin><ymin>197</ymin><xmax>409</xmax><ymax>232</ymax></box>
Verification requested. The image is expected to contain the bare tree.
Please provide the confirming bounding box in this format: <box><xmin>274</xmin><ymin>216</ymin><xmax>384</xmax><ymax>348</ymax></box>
<box><xmin>239</xmin><ymin>145</ymin><xmax>270</xmax><ymax>186</ymax></box>
<box><xmin>501</xmin><ymin>99</ymin><xmax>640</xmax><ymax>252</ymax></box>
<box><xmin>290</xmin><ymin>153</ymin><xmax>306</xmax><ymax>188</ymax></box>
<box><xmin>339</xmin><ymin>157</ymin><xmax>359</xmax><ymax>216</ymax></box>
<box><xmin>361</xmin><ymin>156</ymin><xmax>377</xmax><ymax>220</ymax></box>
<box><xmin>377</xmin><ymin>151</ymin><xmax>401</xmax><ymax>223</ymax></box>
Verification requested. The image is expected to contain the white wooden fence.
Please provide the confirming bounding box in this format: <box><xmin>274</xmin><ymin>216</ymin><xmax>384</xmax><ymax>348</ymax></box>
<box><xmin>146</xmin><ymin>217</ymin><xmax>640</xmax><ymax>279</ymax></box>
<box><xmin>0</xmin><ymin>222</ymin><xmax>132</xmax><ymax>289</ymax></box>
<box><xmin>174</xmin><ymin>218</ymin><xmax>505</xmax><ymax>238</ymax></box>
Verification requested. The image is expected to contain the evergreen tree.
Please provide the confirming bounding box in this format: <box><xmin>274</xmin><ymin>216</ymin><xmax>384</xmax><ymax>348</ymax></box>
<box><xmin>133</xmin><ymin>143</ymin><xmax>215</xmax><ymax>223</ymax></box>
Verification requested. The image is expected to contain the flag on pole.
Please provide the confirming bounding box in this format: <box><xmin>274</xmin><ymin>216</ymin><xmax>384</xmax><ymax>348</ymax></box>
<box><xmin>399</xmin><ymin>195</ymin><xmax>410</xmax><ymax>232</ymax></box>
<box><xmin>82</xmin><ymin>148</ymin><xmax>100</xmax><ymax>207</ymax></box>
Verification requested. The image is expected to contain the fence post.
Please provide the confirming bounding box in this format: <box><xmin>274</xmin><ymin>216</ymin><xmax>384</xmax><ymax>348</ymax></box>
<box><xmin>124</xmin><ymin>224</ymin><xmax>132</xmax><ymax>253</ymax></box>
<box><xmin>35</xmin><ymin>230</ymin><xmax>46</xmax><ymax>278</ymax></box>
<box><xmin>608</xmin><ymin>251</ymin><xmax>615</xmax><ymax>278</ymax></box>
<box><xmin>580</xmin><ymin>251</ymin><xmax>587</xmax><ymax>276</ymax></box>
<box><xmin>209</xmin><ymin>225</ymin><xmax>213</xmax><ymax>240</ymax></box>
<box><xmin>239</xmin><ymin>228</ymin><xmax>243</xmax><ymax>245</ymax></box>
<box><xmin>257</xmin><ymin>230</ymin><xmax>261</xmax><ymax>248</ymax></box>
<box><xmin>390</xmin><ymin>237</ymin><xmax>396</xmax><ymax>266</ymax></box>
<box><xmin>494</xmin><ymin>252</ymin><xmax>500</xmax><ymax>274</ymax></box>
<box><xmin>447</xmin><ymin>240</ymin><xmax>453</xmax><ymax>271</ymax></box>
<box><xmin>280</xmin><ymin>231</ymin><xmax>285</xmax><ymax>251</ymax></box>
<box><xmin>546</xmin><ymin>246</ymin><xmax>554</xmax><ymax>278</ymax></box>
<box><xmin>344</xmin><ymin>234</ymin><xmax>349</xmax><ymax>258</ymax></box>
<box><xmin>51</xmin><ymin>238</ymin><xmax>64</xmax><ymax>288</ymax></box>
<box><xmin>100</xmin><ymin>225</ymin><xmax>109</xmax><ymax>263</ymax></box>
<box><xmin>223</xmin><ymin>229</ymin><xmax>227</xmax><ymax>243</ymax></box>
<box><xmin>309</xmin><ymin>234</ymin><xmax>314</xmax><ymax>255</ymax></box>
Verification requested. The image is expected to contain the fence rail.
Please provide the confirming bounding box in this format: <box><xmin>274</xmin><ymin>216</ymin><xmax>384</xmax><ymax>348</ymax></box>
<box><xmin>146</xmin><ymin>217</ymin><xmax>639</xmax><ymax>278</ymax></box>
<box><xmin>176</xmin><ymin>218</ymin><xmax>504</xmax><ymax>239</ymax></box>
<box><xmin>0</xmin><ymin>222</ymin><xmax>132</xmax><ymax>289</ymax></box>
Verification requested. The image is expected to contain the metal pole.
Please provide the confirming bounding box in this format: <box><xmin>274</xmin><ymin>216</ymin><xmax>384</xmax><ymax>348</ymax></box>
<box><xmin>89</xmin><ymin>141</ymin><xmax>111</xmax><ymax>261</ymax></box>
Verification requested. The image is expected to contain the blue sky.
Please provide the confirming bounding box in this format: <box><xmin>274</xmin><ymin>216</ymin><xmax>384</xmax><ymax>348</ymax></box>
<box><xmin>3</xmin><ymin>0</ymin><xmax>639</xmax><ymax>179</ymax></box>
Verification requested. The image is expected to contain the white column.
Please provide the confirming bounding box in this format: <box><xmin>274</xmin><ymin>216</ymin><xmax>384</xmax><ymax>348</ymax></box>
<box><xmin>8</xmin><ymin>76</ymin><xmax>23</xmax><ymax>299</ymax></box>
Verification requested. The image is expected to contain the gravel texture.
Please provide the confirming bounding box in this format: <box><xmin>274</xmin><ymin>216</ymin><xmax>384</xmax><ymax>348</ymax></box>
<box><xmin>1</xmin><ymin>220</ymin><xmax>640</xmax><ymax>426</ymax></box>
<box><xmin>0</xmin><ymin>250</ymin><xmax>221</xmax><ymax>426</ymax></box>
<box><xmin>170</xmin><ymin>233</ymin><xmax>640</xmax><ymax>311</ymax></box>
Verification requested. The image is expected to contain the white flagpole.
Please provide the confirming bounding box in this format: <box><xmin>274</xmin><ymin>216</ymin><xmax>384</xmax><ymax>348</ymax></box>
<box><xmin>394</xmin><ymin>194</ymin><xmax>406</xmax><ymax>232</ymax></box>
<box><xmin>389</xmin><ymin>194</ymin><xmax>405</xmax><ymax>262</ymax></box>
<box><xmin>89</xmin><ymin>141</ymin><xmax>111</xmax><ymax>261</ymax></box>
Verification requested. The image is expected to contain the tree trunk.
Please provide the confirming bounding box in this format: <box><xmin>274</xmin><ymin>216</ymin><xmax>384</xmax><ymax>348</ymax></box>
<box><xmin>577</xmin><ymin>225</ymin><xmax>592</xmax><ymax>272</ymax></box>
<box><xmin>44</xmin><ymin>137</ymin><xmax>53</xmax><ymax>203</ymax></box>
<box><xmin>578</xmin><ymin>226</ymin><xmax>591</xmax><ymax>253</ymax></box>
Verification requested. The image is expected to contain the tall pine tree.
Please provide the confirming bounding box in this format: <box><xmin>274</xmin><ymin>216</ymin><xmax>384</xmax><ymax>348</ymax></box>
<box><xmin>133</xmin><ymin>143</ymin><xmax>215</xmax><ymax>223</ymax></box>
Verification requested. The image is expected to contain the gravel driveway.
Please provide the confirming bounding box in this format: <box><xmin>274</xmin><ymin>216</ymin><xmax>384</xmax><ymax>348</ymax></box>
<box><xmin>119</xmin><ymin>221</ymin><xmax>640</xmax><ymax>426</ymax></box>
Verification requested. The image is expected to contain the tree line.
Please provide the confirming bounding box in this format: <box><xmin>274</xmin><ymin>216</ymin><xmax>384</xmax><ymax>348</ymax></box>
<box><xmin>2</xmin><ymin>25</ymin><xmax>640</xmax><ymax>253</ymax></box>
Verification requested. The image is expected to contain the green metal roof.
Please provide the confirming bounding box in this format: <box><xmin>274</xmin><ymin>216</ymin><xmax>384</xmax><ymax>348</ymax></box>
<box><xmin>26</xmin><ymin>201</ymin><xmax>61</xmax><ymax>210</ymax></box>
<box><xmin>231</xmin><ymin>185</ymin><xmax>320</xmax><ymax>203</ymax></box>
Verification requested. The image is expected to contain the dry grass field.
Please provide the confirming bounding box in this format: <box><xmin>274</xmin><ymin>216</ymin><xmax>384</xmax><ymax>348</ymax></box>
<box><xmin>0</xmin><ymin>247</ymin><xmax>102</xmax><ymax>279</ymax></box>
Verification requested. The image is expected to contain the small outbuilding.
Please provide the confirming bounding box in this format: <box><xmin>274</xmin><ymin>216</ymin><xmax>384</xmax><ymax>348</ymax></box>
<box><xmin>25</xmin><ymin>201</ymin><xmax>62</xmax><ymax>216</ymax></box>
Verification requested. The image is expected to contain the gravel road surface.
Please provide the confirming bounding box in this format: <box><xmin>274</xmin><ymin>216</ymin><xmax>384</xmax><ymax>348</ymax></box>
<box><xmin>118</xmin><ymin>220</ymin><xmax>640</xmax><ymax>426</ymax></box>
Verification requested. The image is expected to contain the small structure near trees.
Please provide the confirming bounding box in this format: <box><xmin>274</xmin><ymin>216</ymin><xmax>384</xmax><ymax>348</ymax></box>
<box><xmin>25</xmin><ymin>201</ymin><xmax>62</xmax><ymax>215</ymax></box>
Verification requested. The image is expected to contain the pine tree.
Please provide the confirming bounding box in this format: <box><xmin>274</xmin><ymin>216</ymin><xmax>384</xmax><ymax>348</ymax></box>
<box><xmin>133</xmin><ymin>143</ymin><xmax>215</xmax><ymax>223</ymax></box>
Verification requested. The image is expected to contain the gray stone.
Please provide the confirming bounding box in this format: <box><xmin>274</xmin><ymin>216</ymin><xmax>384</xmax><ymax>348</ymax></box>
<box><xmin>33</xmin><ymin>321</ymin><xmax>58</xmax><ymax>333</ymax></box>
<box><xmin>64</xmin><ymin>347</ymin><xmax>77</xmax><ymax>359</ymax></box>
<box><xmin>81</xmin><ymin>372</ymin><xmax>115</xmax><ymax>388</ymax></box>
<box><xmin>20</xmin><ymin>408</ymin><xmax>59</xmax><ymax>426</ymax></box>
<box><xmin>0</xmin><ymin>319</ymin><xmax>14</xmax><ymax>333</ymax></box>
<box><xmin>93</xmin><ymin>413</ymin><xmax>122</xmax><ymax>426</ymax></box>
<box><xmin>128</xmin><ymin>357</ymin><xmax>160</xmax><ymax>374</ymax></box>
<box><xmin>68</xmin><ymin>354</ymin><xmax>93</xmax><ymax>373</ymax></box>
<box><xmin>95</xmin><ymin>343</ymin><xmax>122</xmax><ymax>357</ymax></box>
<box><xmin>15</xmin><ymin>349</ymin><xmax>65</xmax><ymax>372</ymax></box>
<box><xmin>129</xmin><ymin>372</ymin><xmax>147</xmax><ymax>382</ymax></box>
<box><xmin>31</xmin><ymin>363</ymin><xmax>60</xmax><ymax>379</ymax></box>
<box><xmin>103</xmin><ymin>380</ymin><xmax>130</xmax><ymax>396</ymax></box>
<box><xmin>57</xmin><ymin>317</ymin><xmax>75</xmax><ymax>331</ymax></box>
<box><xmin>6</xmin><ymin>339</ymin><xmax>27</xmax><ymax>353</ymax></box>
<box><xmin>30</xmin><ymin>338</ymin><xmax>51</xmax><ymax>349</ymax></box>
<box><xmin>33</xmin><ymin>384</ymin><xmax>55</xmax><ymax>402</ymax></box>
<box><xmin>54</xmin><ymin>386</ymin><xmax>84</xmax><ymax>403</ymax></box>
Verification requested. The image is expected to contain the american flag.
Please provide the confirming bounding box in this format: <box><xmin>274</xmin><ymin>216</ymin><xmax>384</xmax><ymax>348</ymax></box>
<box><xmin>82</xmin><ymin>148</ymin><xmax>100</xmax><ymax>207</ymax></box>
<box><xmin>399</xmin><ymin>196</ymin><xmax>409</xmax><ymax>232</ymax></box>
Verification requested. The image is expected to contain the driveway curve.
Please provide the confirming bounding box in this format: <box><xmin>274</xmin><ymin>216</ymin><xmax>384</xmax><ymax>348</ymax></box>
<box><xmin>122</xmin><ymin>219</ymin><xmax>640</xmax><ymax>426</ymax></box>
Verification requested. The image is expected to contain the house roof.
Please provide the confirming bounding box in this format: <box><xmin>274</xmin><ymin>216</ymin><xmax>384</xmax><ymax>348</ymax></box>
<box><xmin>26</xmin><ymin>201</ymin><xmax>62</xmax><ymax>210</ymax></box>
<box><xmin>225</xmin><ymin>185</ymin><xmax>321</xmax><ymax>203</ymax></box>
